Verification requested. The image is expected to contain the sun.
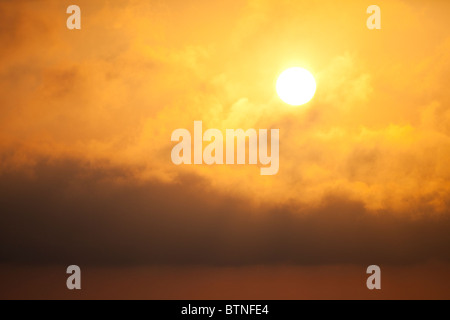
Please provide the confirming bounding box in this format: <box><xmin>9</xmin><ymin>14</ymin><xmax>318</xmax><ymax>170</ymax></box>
<box><xmin>276</xmin><ymin>67</ymin><xmax>317</xmax><ymax>106</ymax></box>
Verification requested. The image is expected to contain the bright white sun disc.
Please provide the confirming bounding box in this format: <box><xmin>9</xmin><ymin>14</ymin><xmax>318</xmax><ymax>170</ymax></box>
<box><xmin>276</xmin><ymin>67</ymin><xmax>316</xmax><ymax>106</ymax></box>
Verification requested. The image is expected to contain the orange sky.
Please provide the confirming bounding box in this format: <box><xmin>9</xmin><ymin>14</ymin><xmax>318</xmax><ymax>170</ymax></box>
<box><xmin>0</xmin><ymin>0</ymin><xmax>449</xmax><ymax>299</ymax></box>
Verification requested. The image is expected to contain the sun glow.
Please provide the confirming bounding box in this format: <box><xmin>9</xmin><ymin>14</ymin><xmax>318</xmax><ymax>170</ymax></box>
<box><xmin>276</xmin><ymin>67</ymin><xmax>317</xmax><ymax>106</ymax></box>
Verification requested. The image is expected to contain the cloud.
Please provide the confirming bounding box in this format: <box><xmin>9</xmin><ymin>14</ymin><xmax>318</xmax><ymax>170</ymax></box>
<box><xmin>0</xmin><ymin>0</ymin><xmax>450</xmax><ymax>268</ymax></box>
<box><xmin>0</xmin><ymin>158</ymin><xmax>449</xmax><ymax>266</ymax></box>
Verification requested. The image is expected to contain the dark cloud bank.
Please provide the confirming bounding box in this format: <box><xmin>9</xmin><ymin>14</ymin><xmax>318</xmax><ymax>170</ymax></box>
<box><xmin>0</xmin><ymin>159</ymin><xmax>449</xmax><ymax>267</ymax></box>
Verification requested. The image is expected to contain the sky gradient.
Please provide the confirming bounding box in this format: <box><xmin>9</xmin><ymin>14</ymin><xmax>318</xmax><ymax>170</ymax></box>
<box><xmin>1</xmin><ymin>0</ymin><xmax>450</xmax><ymax>299</ymax></box>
